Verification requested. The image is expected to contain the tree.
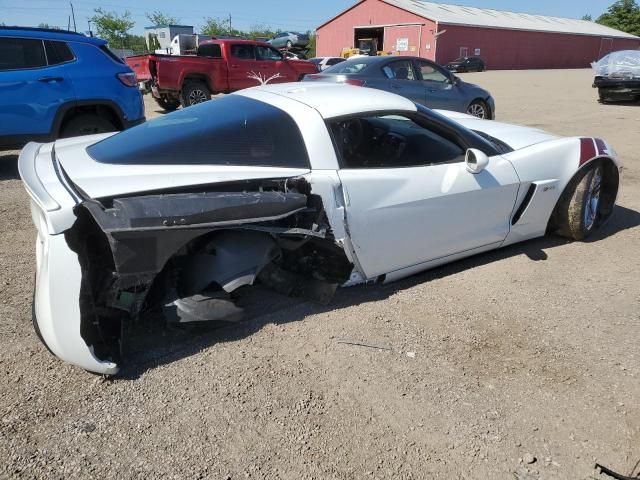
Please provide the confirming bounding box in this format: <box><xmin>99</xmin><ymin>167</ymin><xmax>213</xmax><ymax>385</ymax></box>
<box><xmin>201</xmin><ymin>16</ymin><xmax>244</xmax><ymax>37</ymax></box>
<box><xmin>145</xmin><ymin>11</ymin><xmax>179</xmax><ymax>27</ymax></box>
<box><xmin>90</xmin><ymin>8</ymin><xmax>135</xmax><ymax>47</ymax></box>
<box><xmin>306</xmin><ymin>30</ymin><xmax>317</xmax><ymax>57</ymax></box>
<box><xmin>597</xmin><ymin>0</ymin><xmax>640</xmax><ymax>36</ymax></box>
<box><xmin>581</xmin><ymin>14</ymin><xmax>593</xmax><ymax>21</ymax></box>
<box><xmin>248</xmin><ymin>23</ymin><xmax>276</xmax><ymax>40</ymax></box>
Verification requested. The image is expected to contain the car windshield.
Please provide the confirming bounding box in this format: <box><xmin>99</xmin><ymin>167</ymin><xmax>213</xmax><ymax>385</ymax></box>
<box><xmin>87</xmin><ymin>95</ymin><xmax>311</xmax><ymax>168</ymax></box>
<box><xmin>324</xmin><ymin>59</ymin><xmax>371</xmax><ymax>74</ymax></box>
<box><xmin>452</xmin><ymin>57</ymin><xmax>467</xmax><ymax>63</ymax></box>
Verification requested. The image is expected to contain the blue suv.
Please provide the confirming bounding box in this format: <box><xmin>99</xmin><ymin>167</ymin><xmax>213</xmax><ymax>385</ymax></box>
<box><xmin>0</xmin><ymin>27</ymin><xmax>145</xmax><ymax>148</ymax></box>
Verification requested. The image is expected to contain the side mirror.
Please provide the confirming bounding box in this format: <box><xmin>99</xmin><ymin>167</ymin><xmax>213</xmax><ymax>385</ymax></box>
<box><xmin>465</xmin><ymin>148</ymin><xmax>489</xmax><ymax>174</ymax></box>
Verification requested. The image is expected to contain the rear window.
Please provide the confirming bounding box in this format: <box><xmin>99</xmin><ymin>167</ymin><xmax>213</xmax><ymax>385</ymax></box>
<box><xmin>44</xmin><ymin>40</ymin><xmax>75</xmax><ymax>65</ymax></box>
<box><xmin>87</xmin><ymin>95</ymin><xmax>311</xmax><ymax>169</ymax></box>
<box><xmin>197</xmin><ymin>43</ymin><xmax>222</xmax><ymax>58</ymax></box>
<box><xmin>0</xmin><ymin>37</ymin><xmax>47</xmax><ymax>70</ymax></box>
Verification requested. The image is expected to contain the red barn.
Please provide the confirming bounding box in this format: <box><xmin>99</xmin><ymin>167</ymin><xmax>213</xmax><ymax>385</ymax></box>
<box><xmin>316</xmin><ymin>0</ymin><xmax>640</xmax><ymax>69</ymax></box>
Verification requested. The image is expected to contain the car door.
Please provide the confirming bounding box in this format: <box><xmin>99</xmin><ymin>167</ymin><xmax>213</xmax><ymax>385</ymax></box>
<box><xmin>415</xmin><ymin>59</ymin><xmax>464</xmax><ymax>112</ymax></box>
<box><xmin>0</xmin><ymin>37</ymin><xmax>76</xmax><ymax>137</ymax></box>
<box><xmin>332</xmin><ymin>112</ymin><xmax>520</xmax><ymax>278</ymax></box>
<box><xmin>227</xmin><ymin>43</ymin><xmax>261</xmax><ymax>90</ymax></box>
<box><xmin>255</xmin><ymin>45</ymin><xmax>296</xmax><ymax>83</ymax></box>
<box><xmin>382</xmin><ymin>59</ymin><xmax>425</xmax><ymax>104</ymax></box>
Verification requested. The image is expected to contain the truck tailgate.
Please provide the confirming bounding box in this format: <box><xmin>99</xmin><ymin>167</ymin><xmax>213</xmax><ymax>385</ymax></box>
<box><xmin>125</xmin><ymin>55</ymin><xmax>153</xmax><ymax>82</ymax></box>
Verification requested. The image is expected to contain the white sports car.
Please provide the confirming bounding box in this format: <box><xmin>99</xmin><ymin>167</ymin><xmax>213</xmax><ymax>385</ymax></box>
<box><xmin>19</xmin><ymin>83</ymin><xmax>622</xmax><ymax>374</ymax></box>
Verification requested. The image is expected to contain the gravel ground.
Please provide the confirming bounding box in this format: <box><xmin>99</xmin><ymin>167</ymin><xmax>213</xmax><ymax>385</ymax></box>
<box><xmin>1</xmin><ymin>69</ymin><xmax>639</xmax><ymax>479</ymax></box>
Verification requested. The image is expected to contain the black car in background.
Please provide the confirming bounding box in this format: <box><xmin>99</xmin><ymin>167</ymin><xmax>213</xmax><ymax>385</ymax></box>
<box><xmin>592</xmin><ymin>50</ymin><xmax>640</xmax><ymax>103</ymax></box>
<box><xmin>445</xmin><ymin>56</ymin><xmax>485</xmax><ymax>73</ymax></box>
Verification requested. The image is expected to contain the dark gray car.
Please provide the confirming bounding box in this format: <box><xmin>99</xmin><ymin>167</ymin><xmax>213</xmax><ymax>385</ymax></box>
<box><xmin>303</xmin><ymin>56</ymin><xmax>495</xmax><ymax>119</ymax></box>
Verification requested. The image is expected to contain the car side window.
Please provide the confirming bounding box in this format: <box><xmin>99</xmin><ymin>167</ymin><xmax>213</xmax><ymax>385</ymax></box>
<box><xmin>44</xmin><ymin>41</ymin><xmax>75</xmax><ymax>65</ymax></box>
<box><xmin>382</xmin><ymin>60</ymin><xmax>415</xmax><ymax>80</ymax></box>
<box><xmin>0</xmin><ymin>37</ymin><xmax>47</xmax><ymax>70</ymax></box>
<box><xmin>230</xmin><ymin>44</ymin><xmax>255</xmax><ymax>60</ymax></box>
<box><xmin>330</xmin><ymin>114</ymin><xmax>465</xmax><ymax>169</ymax></box>
<box><xmin>255</xmin><ymin>46</ymin><xmax>282</xmax><ymax>61</ymax></box>
<box><xmin>417</xmin><ymin>61</ymin><xmax>449</xmax><ymax>83</ymax></box>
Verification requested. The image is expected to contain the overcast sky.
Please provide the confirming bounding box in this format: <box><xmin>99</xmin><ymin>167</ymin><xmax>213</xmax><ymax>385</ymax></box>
<box><xmin>0</xmin><ymin>0</ymin><xmax>616</xmax><ymax>35</ymax></box>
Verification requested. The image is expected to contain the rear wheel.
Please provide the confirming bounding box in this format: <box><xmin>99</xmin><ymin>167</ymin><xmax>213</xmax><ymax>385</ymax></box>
<box><xmin>556</xmin><ymin>162</ymin><xmax>604</xmax><ymax>240</ymax></box>
<box><xmin>467</xmin><ymin>99</ymin><xmax>489</xmax><ymax>119</ymax></box>
<box><xmin>60</xmin><ymin>114</ymin><xmax>117</xmax><ymax>138</ymax></box>
<box><xmin>180</xmin><ymin>82</ymin><xmax>211</xmax><ymax>107</ymax></box>
<box><xmin>154</xmin><ymin>95</ymin><xmax>181</xmax><ymax>111</ymax></box>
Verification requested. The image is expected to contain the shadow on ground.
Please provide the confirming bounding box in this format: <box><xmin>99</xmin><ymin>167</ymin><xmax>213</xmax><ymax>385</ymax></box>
<box><xmin>117</xmin><ymin>205</ymin><xmax>640</xmax><ymax>379</ymax></box>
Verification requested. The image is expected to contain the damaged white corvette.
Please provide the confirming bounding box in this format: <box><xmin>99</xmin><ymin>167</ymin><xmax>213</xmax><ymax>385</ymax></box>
<box><xmin>19</xmin><ymin>83</ymin><xmax>622</xmax><ymax>374</ymax></box>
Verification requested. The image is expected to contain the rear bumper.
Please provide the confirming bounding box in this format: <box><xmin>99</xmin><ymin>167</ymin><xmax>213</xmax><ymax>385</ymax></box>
<box><xmin>19</xmin><ymin>143</ymin><xmax>120</xmax><ymax>375</ymax></box>
<box><xmin>593</xmin><ymin>77</ymin><xmax>640</xmax><ymax>102</ymax></box>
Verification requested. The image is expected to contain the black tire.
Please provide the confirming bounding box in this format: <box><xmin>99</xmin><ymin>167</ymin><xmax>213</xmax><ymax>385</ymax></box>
<box><xmin>466</xmin><ymin>99</ymin><xmax>490</xmax><ymax>119</ymax></box>
<box><xmin>555</xmin><ymin>161</ymin><xmax>604</xmax><ymax>241</ymax></box>
<box><xmin>60</xmin><ymin>114</ymin><xmax>117</xmax><ymax>138</ymax></box>
<box><xmin>154</xmin><ymin>95</ymin><xmax>181</xmax><ymax>111</ymax></box>
<box><xmin>180</xmin><ymin>81</ymin><xmax>211</xmax><ymax>107</ymax></box>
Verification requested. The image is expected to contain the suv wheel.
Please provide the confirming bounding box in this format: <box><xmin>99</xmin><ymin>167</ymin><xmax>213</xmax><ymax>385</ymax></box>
<box><xmin>60</xmin><ymin>114</ymin><xmax>117</xmax><ymax>138</ymax></box>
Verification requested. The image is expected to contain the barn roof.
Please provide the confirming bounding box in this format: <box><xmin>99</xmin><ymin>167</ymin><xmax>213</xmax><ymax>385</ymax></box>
<box><xmin>383</xmin><ymin>0</ymin><xmax>639</xmax><ymax>39</ymax></box>
<box><xmin>318</xmin><ymin>0</ymin><xmax>639</xmax><ymax>40</ymax></box>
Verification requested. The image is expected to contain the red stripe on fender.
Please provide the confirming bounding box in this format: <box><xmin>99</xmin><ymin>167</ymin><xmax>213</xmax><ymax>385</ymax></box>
<box><xmin>595</xmin><ymin>138</ymin><xmax>607</xmax><ymax>155</ymax></box>
<box><xmin>580</xmin><ymin>138</ymin><xmax>596</xmax><ymax>166</ymax></box>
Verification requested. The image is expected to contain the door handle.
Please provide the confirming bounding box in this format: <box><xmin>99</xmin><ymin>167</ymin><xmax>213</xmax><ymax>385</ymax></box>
<box><xmin>38</xmin><ymin>76</ymin><xmax>63</xmax><ymax>83</ymax></box>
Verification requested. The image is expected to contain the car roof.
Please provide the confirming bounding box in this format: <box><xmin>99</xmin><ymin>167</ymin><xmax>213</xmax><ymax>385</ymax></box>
<box><xmin>240</xmin><ymin>82</ymin><xmax>417</xmax><ymax>119</ymax></box>
<box><xmin>0</xmin><ymin>26</ymin><xmax>106</xmax><ymax>45</ymax></box>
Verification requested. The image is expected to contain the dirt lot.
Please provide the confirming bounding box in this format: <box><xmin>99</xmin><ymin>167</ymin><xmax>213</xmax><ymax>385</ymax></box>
<box><xmin>1</xmin><ymin>69</ymin><xmax>639</xmax><ymax>479</ymax></box>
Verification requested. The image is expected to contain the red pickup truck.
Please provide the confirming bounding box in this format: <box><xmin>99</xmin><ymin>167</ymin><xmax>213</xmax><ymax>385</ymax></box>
<box><xmin>126</xmin><ymin>39</ymin><xmax>319</xmax><ymax>111</ymax></box>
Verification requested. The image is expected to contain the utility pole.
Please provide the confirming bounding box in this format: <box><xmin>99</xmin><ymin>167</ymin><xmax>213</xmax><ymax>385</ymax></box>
<box><xmin>87</xmin><ymin>20</ymin><xmax>92</xmax><ymax>37</ymax></box>
<box><xmin>67</xmin><ymin>16</ymin><xmax>71</xmax><ymax>31</ymax></box>
<box><xmin>70</xmin><ymin>2</ymin><xmax>77</xmax><ymax>32</ymax></box>
<box><xmin>228</xmin><ymin>14</ymin><xmax>232</xmax><ymax>34</ymax></box>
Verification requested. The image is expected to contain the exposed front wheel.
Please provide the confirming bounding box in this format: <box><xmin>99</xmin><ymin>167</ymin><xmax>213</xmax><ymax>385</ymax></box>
<box><xmin>181</xmin><ymin>82</ymin><xmax>211</xmax><ymax>107</ymax></box>
<box><xmin>556</xmin><ymin>162</ymin><xmax>605</xmax><ymax>240</ymax></box>
<box><xmin>467</xmin><ymin>100</ymin><xmax>489</xmax><ymax>119</ymax></box>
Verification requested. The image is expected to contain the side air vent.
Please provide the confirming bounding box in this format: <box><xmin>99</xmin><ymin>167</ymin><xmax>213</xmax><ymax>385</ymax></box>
<box><xmin>512</xmin><ymin>184</ymin><xmax>537</xmax><ymax>225</ymax></box>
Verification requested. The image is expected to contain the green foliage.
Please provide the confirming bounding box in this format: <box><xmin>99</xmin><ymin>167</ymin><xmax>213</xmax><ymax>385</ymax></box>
<box><xmin>597</xmin><ymin>0</ymin><xmax>640</xmax><ymax>36</ymax></box>
<box><xmin>306</xmin><ymin>30</ymin><xmax>316</xmax><ymax>57</ymax></box>
<box><xmin>145</xmin><ymin>11</ymin><xmax>179</xmax><ymax>27</ymax></box>
<box><xmin>201</xmin><ymin>17</ymin><xmax>244</xmax><ymax>37</ymax></box>
<box><xmin>248</xmin><ymin>23</ymin><xmax>276</xmax><ymax>40</ymax></box>
<box><xmin>581</xmin><ymin>14</ymin><xmax>593</xmax><ymax>21</ymax></box>
<box><xmin>148</xmin><ymin>33</ymin><xmax>161</xmax><ymax>51</ymax></box>
<box><xmin>90</xmin><ymin>8</ymin><xmax>135</xmax><ymax>47</ymax></box>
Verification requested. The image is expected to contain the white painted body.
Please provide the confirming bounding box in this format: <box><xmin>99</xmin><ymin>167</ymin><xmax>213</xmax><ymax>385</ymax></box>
<box><xmin>19</xmin><ymin>83</ymin><xmax>622</xmax><ymax>373</ymax></box>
